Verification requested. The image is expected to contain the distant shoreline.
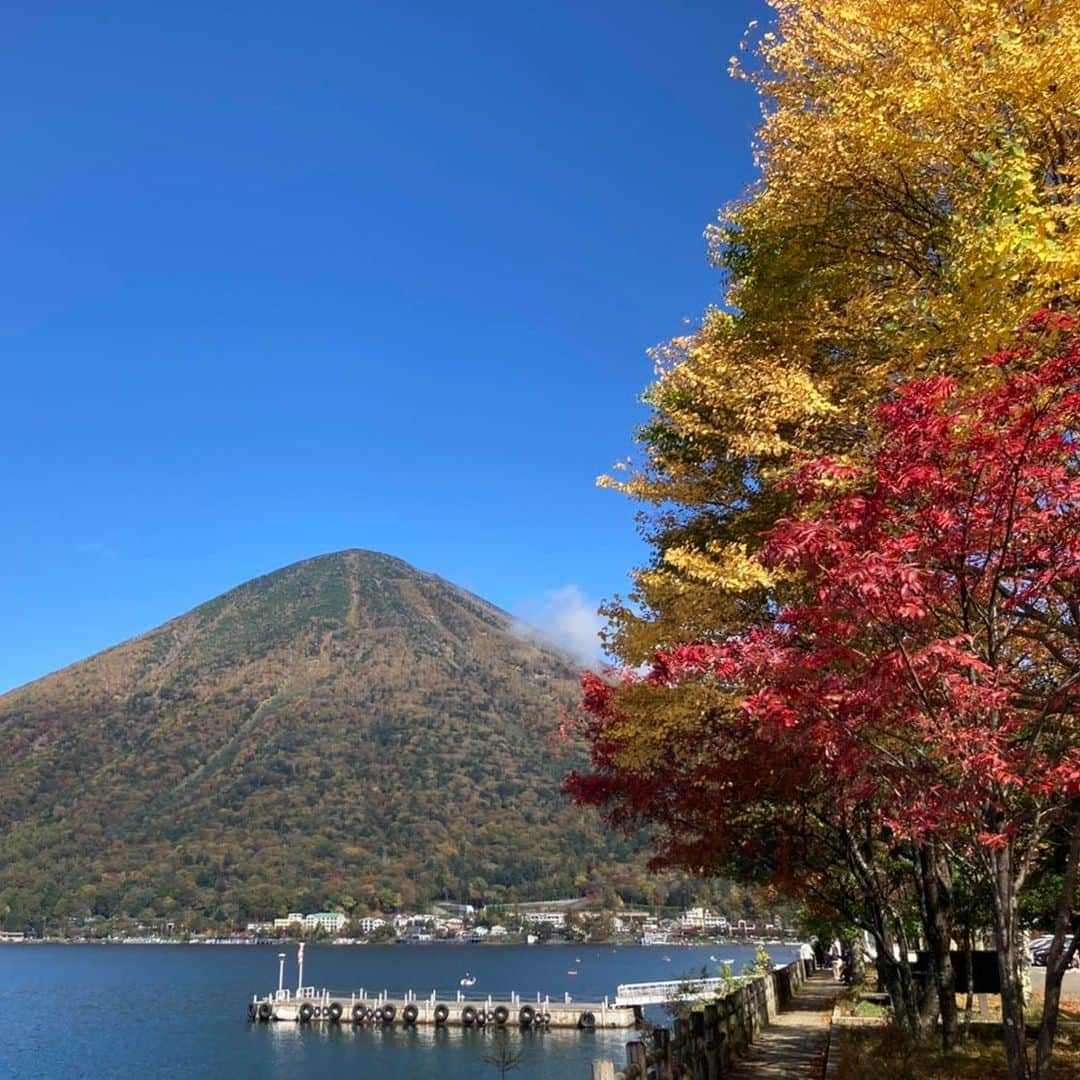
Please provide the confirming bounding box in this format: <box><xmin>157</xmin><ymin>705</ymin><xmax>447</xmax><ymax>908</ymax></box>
<box><xmin>1</xmin><ymin>936</ymin><xmax>798</xmax><ymax>949</ymax></box>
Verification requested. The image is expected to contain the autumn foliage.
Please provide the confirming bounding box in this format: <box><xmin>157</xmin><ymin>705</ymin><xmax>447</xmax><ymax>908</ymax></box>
<box><xmin>575</xmin><ymin>312</ymin><xmax>1080</xmax><ymax>840</ymax></box>
<box><xmin>571</xmin><ymin>314</ymin><xmax>1080</xmax><ymax>1076</ymax></box>
<box><xmin>583</xmin><ymin>4</ymin><xmax>1080</xmax><ymax>1074</ymax></box>
<box><xmin>754</xmin><ymin>312</ymin><xmax>1080</xmax><ymax>844</ymax></box>
<box><xmin>603</xmin><ymin>0</ymin><xmax>1080</xmax><ymax>665</ymax></box>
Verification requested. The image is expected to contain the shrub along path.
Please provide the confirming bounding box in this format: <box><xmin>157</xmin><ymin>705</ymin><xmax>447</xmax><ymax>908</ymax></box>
<box><xmin>725</xmin><ymin>971</ymin><xmax>843</xmax><ymax>1079</ymax></box>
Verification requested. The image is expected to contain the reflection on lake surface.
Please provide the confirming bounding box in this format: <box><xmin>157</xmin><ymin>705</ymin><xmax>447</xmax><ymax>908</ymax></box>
<box><xmin>0</xmin><ymin>942</ymin><xmax>797</xmax><ymax>1078</ymax></box>
<box><xmin>258</xmin><ymin>1018</ymin><xmax>634</xmax><ymax>1078</ymax></box>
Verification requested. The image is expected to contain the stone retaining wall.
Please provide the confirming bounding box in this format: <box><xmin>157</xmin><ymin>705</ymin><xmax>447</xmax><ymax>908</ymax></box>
<box><xmin>597</xmin><ymin>959</ymin><xmax>812</xmax><ymax>1079</ymax></box>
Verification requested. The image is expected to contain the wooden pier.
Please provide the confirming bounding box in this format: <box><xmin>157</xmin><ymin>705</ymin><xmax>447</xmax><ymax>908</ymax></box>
<box><xmin>248</xmin><ymin>986</ymin><xmax>636</xmax><ymax>1029</ymax></box>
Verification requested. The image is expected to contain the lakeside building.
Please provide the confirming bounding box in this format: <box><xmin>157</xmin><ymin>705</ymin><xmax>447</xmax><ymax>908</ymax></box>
<box><xmin>610</xmin><ymin>912</ymin><xmax>650</xmax><ymax>935</ymax></box>
<box><xmin>680</xmin><ymin>907</ymin><xmax>730</xmax><ymax>933</ymax></box>
<box><xmin>270</xmin><ymin>911</ymin><xmax>347</xmax><ymax>934</ymax></box>
<box><xmin>431</xmin><ymin>902</ymin><xmax>475</xmax><ymax>918</ymax></box>
<box><xmin>302</xmin><ymin>912</ymin><xmax>347</xmax><ymax>933</ymax></box>
<box><xmin>273</xmin><ymin>912</ymin><xmax>307</xmax><ymax>930</ymax></box>
<box><xmin>521</xmin><ymin>910</ymin><xmax>567</xmax><ymax>927</ymax></box>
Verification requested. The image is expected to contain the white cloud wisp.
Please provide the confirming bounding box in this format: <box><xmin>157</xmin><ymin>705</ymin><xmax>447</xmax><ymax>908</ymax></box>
<box><xmin>512</xmin><ymin>585</ymin><xmax>605</xmax><ymax>668</ymax></box>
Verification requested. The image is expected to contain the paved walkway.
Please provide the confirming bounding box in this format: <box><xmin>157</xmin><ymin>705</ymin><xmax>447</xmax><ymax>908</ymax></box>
<box><xmin>724</xmin><ymin>971</ymin><xmax>843</xmax><ymax>1079</ymax></box>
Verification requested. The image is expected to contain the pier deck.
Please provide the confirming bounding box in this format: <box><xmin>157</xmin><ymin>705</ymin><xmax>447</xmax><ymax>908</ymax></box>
<box><xmin>248</xmin><ymin>986</ymin><xmax>636</xmax><ymax>1030</ymax></box>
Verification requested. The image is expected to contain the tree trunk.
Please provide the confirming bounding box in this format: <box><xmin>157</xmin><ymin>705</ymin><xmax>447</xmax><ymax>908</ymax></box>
<box><xmin>962</xmin><ymin>923</ymin><xmax>974</xmax><ymax>1039</ymax></box>
<box><xmin>843</xmin><ymin>827</ymin><xmax>923</xmax><ymax>1040</ymax></box>
<box><xmin>868</xmin><ymin>917</ymin><xmax>923</xmax><ymax>1041</ymax></box>
<box><xmin>1034</xmin><ymin>813</ymin><xmax>1080</xmax><ymax>1080</ymax></box>
<box><xmin>989</xmin><ymin>843</ymin><xmax>1030</xmax><ymax>1080</ymax></box>
<box><xmin>918</xmin><ymin>841</ymin><xmax>959</xmax><ymax>1050</ymax></box>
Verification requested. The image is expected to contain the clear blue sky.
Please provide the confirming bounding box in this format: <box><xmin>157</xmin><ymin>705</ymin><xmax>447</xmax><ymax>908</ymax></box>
<box><xmin>2</xmin><ymin>0</ymin><xmax>766</xmax><ymax>692</ymax></box>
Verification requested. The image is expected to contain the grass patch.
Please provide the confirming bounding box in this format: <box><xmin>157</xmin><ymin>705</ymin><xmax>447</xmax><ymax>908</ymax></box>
<box><xmin>833</xmin><ymin>1025</ymin><xmax>1080</xmax><ymax>1078</ymax></box>
<box><xmin>835</xmin><ymin>985</ymin><xmax>890</xmax><ymax>1018</ymax></box>
<box><xmin>852</xmin><ymin>998</ymin><xmax>889</xmax><ymax>1018</ymax></box>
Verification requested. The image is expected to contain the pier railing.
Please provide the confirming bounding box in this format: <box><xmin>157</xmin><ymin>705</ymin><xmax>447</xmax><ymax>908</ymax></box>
<box><xmin>614</xmin><ymin>976</ymin><xmax>746</xmax><ymax>1007</ymax></box>
<box><xmin>262</xmin><ymin>985</ymin><xmax>617</xmax><ymax>1009</ymax></box>
<box><xmin>272</xmin><ymin>987</ymin><xmax>585</xmax><ymax>1005</ymax></box>
<box><xmin>250</xmin><ymin>988</ymin><xmax>317</xmax><ymax>1004</ymax></box>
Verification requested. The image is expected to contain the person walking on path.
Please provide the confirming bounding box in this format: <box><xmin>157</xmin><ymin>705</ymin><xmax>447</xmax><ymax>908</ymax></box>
<box><xmin>829</xmin><ymin>939</ymin><xmax>844</xmax><ymax>980</ymax></box>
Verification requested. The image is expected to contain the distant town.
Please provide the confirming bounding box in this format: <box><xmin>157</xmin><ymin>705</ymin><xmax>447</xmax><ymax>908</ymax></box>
<box><xmin>6</xmin><ymin>902</ymin><xmax>801</xmax><ymax>946</ymax></box>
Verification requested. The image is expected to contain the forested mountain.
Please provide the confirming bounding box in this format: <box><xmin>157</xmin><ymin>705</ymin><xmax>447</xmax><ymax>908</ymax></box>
<box><xmin>0</xmin><ymin>550</ymin><xmax>663</xmax><ymax>928</ymax></box>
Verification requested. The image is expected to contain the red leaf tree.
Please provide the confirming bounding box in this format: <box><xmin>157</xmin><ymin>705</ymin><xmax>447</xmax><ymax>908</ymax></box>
<box><xmin>569</xmin><ymin>313</ymin><xmax>1080</xmax><ymax>1079</ymax></box>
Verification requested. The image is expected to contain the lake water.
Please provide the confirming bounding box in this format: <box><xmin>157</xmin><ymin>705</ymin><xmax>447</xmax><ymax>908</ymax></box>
<box><xmin>0</xmin><ymin>941</ymin><xmax>798</xmax><ymax>1078</ymax></box>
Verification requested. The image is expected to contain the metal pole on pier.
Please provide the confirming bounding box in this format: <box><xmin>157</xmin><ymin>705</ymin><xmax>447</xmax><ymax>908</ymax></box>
<box><xmin>278</xmin><ymin>953</ymin><xmax>286</xmax><ymax>993</ymax></box>
<box><xmin>297</xmin><ymin>942</ymin><xmax>305</xmax><ymax>993</ymax></box>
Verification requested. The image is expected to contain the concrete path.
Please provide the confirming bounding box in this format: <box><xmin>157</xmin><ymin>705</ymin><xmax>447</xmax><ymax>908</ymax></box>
<box><xmin>1029</xmin><ymin>966</ymin><xmax>1080</xmax><ymax>996</ymax></box>
<box><xmin>724</xmin><ymin>971</ymin><xmax>843</xmax><ymax>1079</ymax></box>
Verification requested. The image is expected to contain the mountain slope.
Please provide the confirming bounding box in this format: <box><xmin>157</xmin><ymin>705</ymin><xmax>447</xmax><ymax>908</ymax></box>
<box><xmin>0</xmin><ymin>550</ymin><xmax>642</xmax><ymax>927</ymax></box>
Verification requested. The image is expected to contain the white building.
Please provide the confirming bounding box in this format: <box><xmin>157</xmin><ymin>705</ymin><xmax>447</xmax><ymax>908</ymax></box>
<box><xmin>273</xmin><ymin>912</ymin><xmax>306</xmax><ymax>930</ymax></box>
<box><xmin>522</xmin><ymin>911</ymin><xmax>567</xmax><ymax>927</ymax></box>
<box><xmin>303</xmin><ymin>912</ymin><xmax>347</xmax><ymax>934</ymax></box>
<box><xmin>358</xmin><ymin>916</ymin><xmax>386</xmax><ymax>934</ymax></box>
<box><xmin>270</xmin><ymin>910</ymin><xmax>346</xmax><ymax>934</ymax></box>
<box><xmin>680</xmin><ymin>907</ymin><xmax>729</xmax><ymax>931</ymax></box>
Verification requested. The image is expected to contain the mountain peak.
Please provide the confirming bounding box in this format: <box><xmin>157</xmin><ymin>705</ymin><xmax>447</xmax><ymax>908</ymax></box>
<box><xmin>184</xmin><ymin>546</ymin><xmax>507</xmax><ymax>660</ymax></box>
<box><xmin>0</xmin><ymin>552</ymin><xmax>632</xmax><ymax>927</ymax></box>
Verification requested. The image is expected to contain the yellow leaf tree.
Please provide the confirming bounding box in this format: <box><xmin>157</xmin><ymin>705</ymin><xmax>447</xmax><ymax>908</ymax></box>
<box><xmin>604</xmin><ymin>0</ymin><xmax>1080</xmax><ymax>666</ymax></box>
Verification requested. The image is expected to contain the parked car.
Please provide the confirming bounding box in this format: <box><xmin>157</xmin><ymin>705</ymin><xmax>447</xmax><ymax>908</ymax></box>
<box><xmin>1029</xmin><ymin>935</ymin><xmax>1056</xmax><ymax>965</ymax></box>
<box><xmin>1031</xmin><ymin>936</ymin><xmax>1076</xmax><ymax>967</ymax></box>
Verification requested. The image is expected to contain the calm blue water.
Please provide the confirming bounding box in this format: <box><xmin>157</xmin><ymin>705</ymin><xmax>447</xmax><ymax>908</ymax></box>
<box><xmin>0</xmin><ymin>942</ymin><xmax>797</xmax><ymax>1078</ymax></box>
